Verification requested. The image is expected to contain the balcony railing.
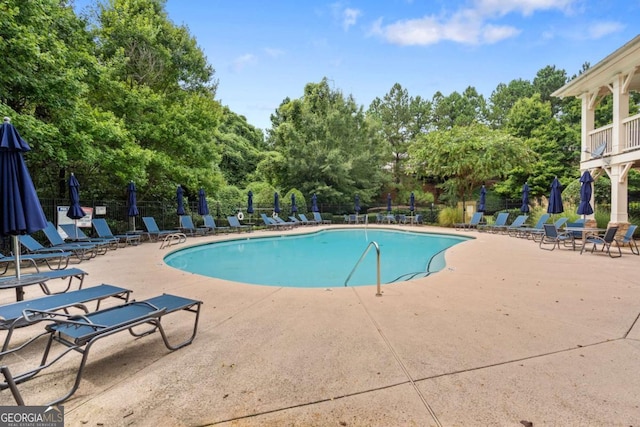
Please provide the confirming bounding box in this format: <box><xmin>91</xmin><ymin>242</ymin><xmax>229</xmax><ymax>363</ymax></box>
<box><xmin>587</xmin><ymin>112</ymin><xmax>640</xmax><ymax>156</ymax></box>
<box><xmin>623</xmin><ymin>113</ymin><xmax>640</xmax><ymax>151</ymax></box>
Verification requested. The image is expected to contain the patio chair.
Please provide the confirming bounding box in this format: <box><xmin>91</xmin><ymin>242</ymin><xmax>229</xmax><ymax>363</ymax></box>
<box><xmin>0</xmin><ymin>267</ymin><xmax>87</xmax><ymax>301</ymax></box>
<box><xmin>0</xmin><ymin>284</ymin><xmax>131</xmax><ymax>357</ymax></box>
<box><xmin>414</xmin><ymin>214</ymin><xmax>424</xmax><ymax>225</ymax></box>
<box><xmin>298</xmin><ymin>213</ymin><xmax>318</xmax><ymax>225</ymax></box>
<box><xmin>0</xmin><ymin>251</ymin><xmax>70</xmax><ymax>275</ymax></box>
<box><xmin>92</xmin><ymin>218</ymin><xmax>142</xmax><ymax>247</ymax></box>
<box><xmin>530</xmin><ymin>216</ymin><xmax>567</xmax><ymax>242</ymax></box>
<box><xmin>505</xmin><ymin>215</ymin><xmax>529</xmax><ymax>236</ymax></box>
<box><xmin>179</xmin><ymin>215</ymin><xmax>208</xmax><ymax>236</ymax></box>
<box><xmin>580</xmin><ymin>226</ymin><xmax>622</xmax><ymax>258</ymax></box>
<box><xmin>20</xmin><ymin>234</ymin><xmax>95</xmax><ymax>263</ymax></box>
<box><xmin>477</xmin><ymin>212</ymin><xmax>509</xmax><ymax>233</ymax></box>
<box><xmin>273</xmin><ymin>216</ymin><xmax>295</xmax><ymax>228</ymax></box>
<box><xmin>539</xmin><ymin>223</ymin><xmax>575</xmax><ymax>251</ymax></box>
<box><xmin>454</xmin><ymin>212</ymin><xmax>483</xmax><ymax>231</ymax></box>
<box><xmin>0</xmin><ymin>293</ymin><xmax>202</xmax><ymax>406</ymax></box>
<box><xmin>313</xmin><ymin>212</ymin><xmax>331</xmax><ymax>224</ymax></box>
<box><xmin>619</xmin><ymin>224</ymin><xmax>638</xmax><ymax>255</ymax></box>
<box><xmin>59</xmin><ymin>223</ymin><xmax>119</xmax><ymax>250</ymax></box>
<box><xmin>288</xmin><ymin>216</ymin><xmax>304</xmax><ymax>226</ymax></box>
<box><xmin>142</xmin><ymin>216</ymin><xmax>181</xmax><ymax>242</ymax></box>
<box><xmin>228</xmin><ymin>215</ymin><xmax>252</xmax><ymax>232</ymax></box>
<box><xmin>202</xmin><ymin>215</ymin><xmax>230</xmax><ymax>234</ymax></box>
<box><xmin>512</xmin><ymin>213</ymin><xmax>551</xmax><ymax>239</ymax></box>
<box><xmin>42</xmin><ymin>222</ymin><xmax>106</xmax><ymax>257</ymax></box>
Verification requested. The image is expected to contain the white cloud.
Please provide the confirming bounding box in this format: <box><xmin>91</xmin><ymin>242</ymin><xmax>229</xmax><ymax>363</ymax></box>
<box><xmin>264</xmin><ymin>48</ymin><xmax>285</xmax><ymax>58</ymax></box>
<box><xmin>231</xmin><ymin>54</ymin><xmax>257</xmax><ymax>72</ymax></box>
<box><xmin>372</xmin><ymin>0</ymin><xmax>579</xmax><ymax>46</ymax></box>
<box><xmin>342</xmin><ymin>8</ymin><xmax>362</xmax><ymax>30</ymax></box>
<box><xmin>587</xmin><ymin>21</ymin><xmax>625</xmax><ymax>39</ymax></box>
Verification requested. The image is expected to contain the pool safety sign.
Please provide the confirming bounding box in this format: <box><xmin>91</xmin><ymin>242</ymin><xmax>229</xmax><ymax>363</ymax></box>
<box><xmin>57</xmin><ymin>206</ymin><xmax>93</xmax><ymax>228</ymax></box>
<box><xmin>0</xmin><ymin>406</ymin><xmax>64</xmax><ymax>427</ymax></box>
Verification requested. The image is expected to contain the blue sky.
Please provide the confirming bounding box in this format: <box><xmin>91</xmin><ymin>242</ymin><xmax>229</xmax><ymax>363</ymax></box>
<box><xmin>77</xmin><ymin>1</ymin><xmax>639</xmax><ymax>130</ymax></box>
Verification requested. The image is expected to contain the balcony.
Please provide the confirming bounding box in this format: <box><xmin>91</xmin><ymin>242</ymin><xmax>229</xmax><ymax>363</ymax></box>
<box><xmin>587</xmin><ymin>112</ymin><xmax>640</xmax><ymax>155</ymax></box>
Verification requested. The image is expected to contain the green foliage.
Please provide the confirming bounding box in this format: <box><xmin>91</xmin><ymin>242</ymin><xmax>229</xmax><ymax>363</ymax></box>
<box><xmin>283</xmin><ymin>188</ymin><xmax>307</xmax><ymax>214</ymax></box>
<box><xmin>438</xmin><ymin>206</ymin><xmax>462</xmax><ymax>227</ymax></box>
<box><xmin>269</xmin><ymin>78</ymin><xmax>388</xmax><ymax>206</ymax></box>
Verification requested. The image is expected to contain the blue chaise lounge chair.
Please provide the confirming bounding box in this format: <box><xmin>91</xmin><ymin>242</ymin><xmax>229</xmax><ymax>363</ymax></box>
<box><xmin>92</xmin><ymin>218</ymin><xmax>141</xmax><ymax>247</ymax></box>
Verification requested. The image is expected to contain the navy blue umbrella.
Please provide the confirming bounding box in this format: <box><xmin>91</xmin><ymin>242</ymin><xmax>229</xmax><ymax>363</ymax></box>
<box><xmin>409</xmin><ymin>192</ymin><xmax>415</xmax><ymax>213</ymax></box>
<box><xmin>127</xmin><ymin>181</ymin><xmax>139</xmax><ymax>231</ymax></box>
<box><xmin>66</xmin><ymin>173</ymin><xmax>84</xmax><ymax>240</ymax></box>
<box><xmin>521</xmin><ymin>183</ymin><xmax>530</xmax><ymax>213</ymax></box>
<box><xmin>478</xmin><ymin>186</ymin><xmax>486</xmax><ymax>213</ymax></box>
<box><xmin>291</xmin><ymin>193</ymin><xmax>297</xmax><ymax>213</ymax></box>
<box><xmin>176</xmin><ymin>185</ymin><xmax>185</xmax><ymax>216</ymax></box>
<box><xmin>247</xmin><ymin>191</ymin><xmax>254</xmax><ymax>214</ymax></box>
<box><xmin>0</xmin><ymin>117</ymin><xmax>47</xmax><ymax>298</ymax></box>
<box><xmin>274</xmin><ymin>192</ymin><xmax>280</xmax><ymax>215</ymax></box>
<box><xmin>387</xmin><ymin>193</ymin><xmax>392</xmax><ymax>213</ymax></box>
<box><xmin>577</xmin><ymin>171</ymin><xmax>594</xmax><ymax>217</ymax></box>
<box><xmin>198</xmin><ymin>188</ymin><xmax>209</xmax><ymax>216</ymax></box>
<box><xmin>311</xmin><ymin>193</ymin><xmax>318</xmax><ymax>212</ymax></box>
<box><xmin>354</xmin><ymin>194</ymin><xmax>360</xmax><ymax>213</ymax></box>
<box><xmin>547</xmin><ymin>177</ymin><xmax>564</xmax><ymax>214</ymax></box>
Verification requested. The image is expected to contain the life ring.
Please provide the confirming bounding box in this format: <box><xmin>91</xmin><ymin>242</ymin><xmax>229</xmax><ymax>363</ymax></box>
<box><xmin>272</xmin><ymin>212</ymin><xmax>278</xmax><ymax>218</ymax></box>
<box><xmin>237</xmin><ymin>211</ymin><xmax>244</xmax><ymax>221</ymax></box>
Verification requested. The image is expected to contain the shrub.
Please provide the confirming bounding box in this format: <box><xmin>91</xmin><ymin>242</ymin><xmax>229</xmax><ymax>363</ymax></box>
<box><xmin>438</xmin><ymin>207</ymin><xmax>462</xmax><ymax>227</ymax></box>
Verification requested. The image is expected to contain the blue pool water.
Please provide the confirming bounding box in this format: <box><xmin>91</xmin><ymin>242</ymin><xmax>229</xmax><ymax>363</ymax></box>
<box><xmin>164</xmin><ymin>229</ymin><xmax>469</xmax><ymax>288</ymax></box>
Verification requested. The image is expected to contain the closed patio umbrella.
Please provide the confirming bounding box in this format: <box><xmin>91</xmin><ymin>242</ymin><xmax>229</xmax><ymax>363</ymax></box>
<box><xmin>311</xmin><ymin>193</ymin><xmax>318</xmax><ymax>212</ymax></box>
<box><xmin>0</xmin><ymin>117</ymin><xmax>48</xmax><ymax>300</ymax></box>
<box><xmin>176</xmin><ymin>185</ymin><xmax>185</xmax><ymax>216</ymax></box>
<box><xmin>478</xmin><ymin>185</ymin><xmax>486</xmax><ymax>213</ymax></box>
<box><xmin>577</xmin><ymin>170</ymin><xmax>594</xmax><ymax>218</ymax></box>
<box><xmin>127</xmin><ymin>181</ymin><xmax>139</xmax><ymax>231</ymax></box>
<box><xmin>547</xmin><ymin>177</ymin><xmax>564</xmax><ymax>214</ymax></box>
<box><xmin>274</xmin><ymin>192</ymin><xmax>280</xmax><ymax>216</ymax></box>
<box><xmin>521</xmin><ymin>183</ymin><xmax>530</xmax><ymax>213</ymax></box>
<box><xmin>291</xmin><ymin>193</ymin><xmax>297</xmax><ymax>214</ymax></box>
<box><xmin>355</xmin><ymin>194</ymin><xmax>360</xmax><ymax>213</ymax></box>
<box><xmin>67</xmin><ymin>173</ymin><xmax>84</xmax><ymax>240</ymax></box>
<box><xmin>247</xmin><ymin>191</ymin><xmax>254</xmax><ymax>214</ymax></box>
<box><xmin>409</xmin><ymin>192</ymin><xmax>415</xmax><ymax>213</ymax></box>
<box><xmin>387</xmin><ymin>193</ymin><xmax>392</xmax><ymax>213</ymax></box>
<box><xmin>198</xmin><ymin>188</ymin><xmax>209</xmax><ymax>216</ymax></box>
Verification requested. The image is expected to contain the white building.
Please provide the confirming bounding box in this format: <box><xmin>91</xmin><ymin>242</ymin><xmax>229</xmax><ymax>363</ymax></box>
<box><xmin>552</xmin><ymin>34</ymin><xmax>640</xmax><ymax>233</ymax></box>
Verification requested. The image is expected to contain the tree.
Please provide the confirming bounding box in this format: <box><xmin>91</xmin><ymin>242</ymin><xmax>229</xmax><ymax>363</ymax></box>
<box><xmin>269</xmin><ymin>78</ymin><xmax>388</xmax><ymax>206</ymax></box>
<box><xmin>408</xmin><ymin>123</ymin><xmax>536</xmax><ymax>213</ymax></box>
<box><xmin>367</xmin><ymin>83</ymin><xmax>431</xmax><ymax>192</ymax></box>
<box><xmin>487</xmin><ymin>79</ymin><xmax>535</xmax><ymax>128</ymax></box>
<box><xmin>431</xmin><ymin>87</ymin><xmax>488</xmax><ymax>131</ymax></box>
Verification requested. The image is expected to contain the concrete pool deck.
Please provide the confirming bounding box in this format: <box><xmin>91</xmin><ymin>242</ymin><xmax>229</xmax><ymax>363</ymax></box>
<box><xmin>1</xmin><ymin>224</ymin><xmax>639</xmax><ymax>426</ymax></box>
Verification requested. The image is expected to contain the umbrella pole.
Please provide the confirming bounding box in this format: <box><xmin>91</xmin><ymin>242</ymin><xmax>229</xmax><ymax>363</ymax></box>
<box><xmin>132</xmin><ymin>217</ymin><xmax>136</xmax><ymax>232</ymax></box>
<box><xmin>12</xmin><ymin>235</ymin><xmax>24</xmax><ymax>301</ymax></box>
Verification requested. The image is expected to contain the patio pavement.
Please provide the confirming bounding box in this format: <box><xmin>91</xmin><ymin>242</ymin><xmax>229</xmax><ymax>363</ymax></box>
<box><xmin>1</xmin><ymin>224</ymin><xmax>639</xmax><ymax>426</ymax></box>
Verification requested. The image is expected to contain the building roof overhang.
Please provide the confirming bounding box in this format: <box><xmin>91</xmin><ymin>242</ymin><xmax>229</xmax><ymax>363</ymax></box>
<box><xmin>552</xmin><ymin>34</ymin><xmax>640</xmax><ymax>99</ymax></box>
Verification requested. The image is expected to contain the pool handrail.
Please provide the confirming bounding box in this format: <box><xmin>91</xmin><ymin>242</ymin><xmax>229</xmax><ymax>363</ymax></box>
<box><xmin>344</xmin><ymin>241</ymin><xmax>381</xmax><ymax>296</ymax></box>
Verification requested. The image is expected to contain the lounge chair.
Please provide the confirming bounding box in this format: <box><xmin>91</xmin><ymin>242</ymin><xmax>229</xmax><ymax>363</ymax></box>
<box><xmin>0</xmin><ymin>251</ymin><xmax>70</xmax><ymax>275</ymax></box>
<box><xmin>288</xmin><ymin>216</ymin><xmax>304</xmax><ymax>226</ymax></box>
<box><xmin>260</xmin><ymin>213</ymin><xmax>289</xmax><ymax>230</ymax></box>
<box><xmin>92</xmin><ymin>218</ymin><xmax>142</xmax><ymax>247</ymax></box>
<box><xmin>59</xmin><ymin>223</ymin><xmax>119</xmax><ymax>250</ymax></box>
<box><xmin>505</xmin><ymin>215</ymin><xmax>529</xmax><ymax>236</ymax></box>
<box><xmin>0</xmin><ymin>267</ymin><xmax>87</xmax><ymax>301</ymax></box>
<box><xmin>42</xmin><ymin>222</ymin><xmax>106</xmax><ymax>257</ymax></box>
<box><xmin>477</xmin><ymin>212</ymin><xmax>509</xmax><ymax>233</ymax></box>
<box><xmin>202</xmin><ymin>215</ymin><xmax>230</xmax><ymax>234</ymax></box>
<box><xmin>414</xmin><ymin>214</ymin><xmax>424</xmax><ymax>224</ymax></box>
<box><xmin>313</xmin><ymin>212</ymin><xmax>331</xmax><ymax>224</ymax></box>
<box><xmin>539</xmin><ymin>223</ymin><xmax>574</xmax><ymax>251</ymax></box>
<box><xmin>179</xmin><ymin>215</ymin><xmax>208</xmax><ymax>236</ymax></box>
<box><xmin>228</xmin><ymin>215</ymin><xmax>252</xmax><ymax>232</ymax></box>
<box><xmin>619</xmin><ymin>224</ymin><xmax>638</xmax><ymax>255</ymax></box>
<box><xmin>511</xmin><ymin>213</ymin><xmax>551</xmax><ymax>239</ymax></box>
<box><xmin>0</xmin><ymin>284</ymin><xmax>131</xmax><ymax>356</ymax></box>
<box><xmin>0</xmin><ymin>293</ymin><xmax>202</xmax><ymax>405</ymax></box>
<box><xmin>529</xmin><ymin>217</ymin><xmax>567</xmax><ymax>242</ymax></box>
<box><xmin>580</xmin><ymin>226</ymin><xmax>622</xmax><ymax>258</ymax></box>
<box><xmin>454</xmin><ymin>212</ymin><xmax>483</xmax><ymax>230</ymax></box>
<box><xmin>273</xmin><ymin>216</ymin><xmax>295</xmax><ymax>228</ymax></box>
<box><xmin>19</xmin><ymin>234</ymin><xmax>95</xmax><ymax>263</ymax></box>
<box><xmin>142</xmin><ymin>216</ymin><xmax>181</xmax><ymax>241</ymax></box>
<box><xmin>375</xmin><ymin>213</ymin><xmax>384</xmax><ymax>224</ymax></box>
<box><xmin>297</xmin><ymin>213</ymin><xmax>318</xmax><ymax>225</ymax></box>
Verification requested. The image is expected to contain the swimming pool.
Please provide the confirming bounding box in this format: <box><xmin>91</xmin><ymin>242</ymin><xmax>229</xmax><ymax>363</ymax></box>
<box><xmin>164</xmin><ymin>228</ymin><xmax>470</xmax><ymax>288</ymax></box>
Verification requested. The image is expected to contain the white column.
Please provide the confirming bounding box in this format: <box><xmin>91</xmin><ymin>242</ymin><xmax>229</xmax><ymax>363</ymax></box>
<box><xmin>581</xmin><ymin>93</ymin><xmax>594</xmax><ymax>161</ymax></box>
<box><xmin>609</xmin><ymin>75</ymin><xmax>630</xmax><ymax>224</ymax></box>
